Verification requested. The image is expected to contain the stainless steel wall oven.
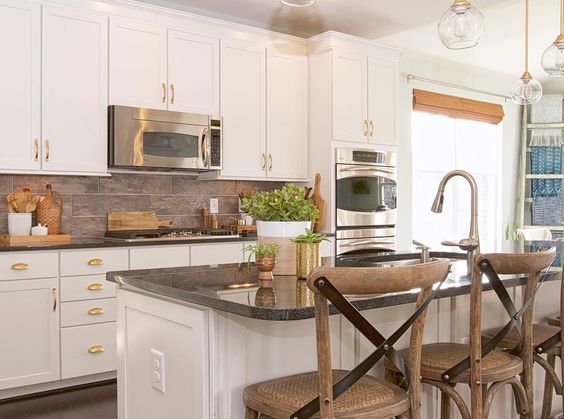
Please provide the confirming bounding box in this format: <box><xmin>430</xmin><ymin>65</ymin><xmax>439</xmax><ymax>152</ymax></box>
<box><xmin>335</xmin><ymin>148</ymin><xmax>397</xmax><ymax>256</ymax></box>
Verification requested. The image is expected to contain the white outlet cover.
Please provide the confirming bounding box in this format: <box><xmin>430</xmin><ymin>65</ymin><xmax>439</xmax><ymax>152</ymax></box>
<box><xmin>210</xmin><ymin>198</ymin><xmax>219</xmax><ymax>214</ymax></box>
<box><xmin>150</xmin><ymin>348</ymin><xmax>165</xmax><ymax>394</ymax></box>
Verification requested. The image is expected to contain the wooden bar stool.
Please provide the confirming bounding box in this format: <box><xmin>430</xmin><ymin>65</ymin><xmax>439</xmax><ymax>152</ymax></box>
<box><xmin>243</xmin><ymin>258</ymin><xmax>451</xmax><ymax>419</ymax></box>
<box><xmin>386</xmin><ymin>248</ymin><xmax>556</xmax><ymax>419</ymax></box>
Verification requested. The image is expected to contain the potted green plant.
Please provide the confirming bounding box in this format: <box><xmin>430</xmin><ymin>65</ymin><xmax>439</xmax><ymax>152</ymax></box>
<box><xmin>293</xmin><ymin>229</ymin><xmax>328</xmax><ymax>279</ymax></box>
<box><xmin>244</xmin><ymin>243</ymin><xmax>281</xmax><ymax>281</ymax></box>
<box><xmin>241</xmin><ymin>184</ymin><xmax>319</xmax><ymax>275</ymax></box>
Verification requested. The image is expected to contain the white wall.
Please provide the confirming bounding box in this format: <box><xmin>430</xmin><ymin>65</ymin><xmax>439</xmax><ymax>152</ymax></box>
<box><xmin>394</xmin><ymin>52</ymin><xmax>521</xmax><ymax>251</ymax></box>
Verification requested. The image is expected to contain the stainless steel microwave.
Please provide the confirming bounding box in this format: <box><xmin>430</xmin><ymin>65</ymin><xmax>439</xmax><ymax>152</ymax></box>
<box><xmin>108</xmin><ymin>106</ymin><xmax>222</xmax><ymax>172</ymax></box>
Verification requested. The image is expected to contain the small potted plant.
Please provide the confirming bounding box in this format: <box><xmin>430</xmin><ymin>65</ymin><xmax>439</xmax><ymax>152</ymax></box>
<box><xmin>241</xmin><ymin>184</ymin><xmax>319</xmax><ymax>275</ymax></box>
<box><xmin>293</xmin><ymin>229</ymin><xmax>328</xmax><ymax>279</ymax></box>
<box><xmin>244</xmin><ymin>243</ymin><xmax>281</xmax><ymax>281</ymax></box>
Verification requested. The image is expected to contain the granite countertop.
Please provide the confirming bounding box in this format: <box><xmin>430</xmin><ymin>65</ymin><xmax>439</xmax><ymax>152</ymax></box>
<box><xmin>0</xmin><ymin>235</ymin><xmax>259</xmax><ymax>252</ymax></box>
<box><xmin>107</xmin><ymin>241</ymin><xmax>563</xmax><ymax>321</ymax></box>
<box><xmin>0</xmin><ymin>231</ymin><xmax>335</xmax><ymax>252</ymax></box>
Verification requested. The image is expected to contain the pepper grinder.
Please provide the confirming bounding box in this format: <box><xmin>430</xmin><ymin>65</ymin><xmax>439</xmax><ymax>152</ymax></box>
<box><xmin>201</xmin><ymin>208</ymin><xmax>210</xmax><ymax>228</ymax></box>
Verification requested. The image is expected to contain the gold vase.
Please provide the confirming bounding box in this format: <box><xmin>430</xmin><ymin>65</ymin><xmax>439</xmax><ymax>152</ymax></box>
<box><xmin>296</xmin><ymin>242</ymin><xmax>320</xmax><ymax>279</ymax></box>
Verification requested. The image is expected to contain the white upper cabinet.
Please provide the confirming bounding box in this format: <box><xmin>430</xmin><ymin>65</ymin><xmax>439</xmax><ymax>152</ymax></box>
<box><xmin>266</xmin><ymin>51</ymin><xmax>308</xmax><ymax>180</ymax></box>
<box><xmin>109</xmin><ymin>18</ymin><xmax>167</xmax><ymax>110</ymax></box>
<box><xmin>42</xmin><ymin>6</ymin><xmax>108</xmax><ymax>173</ymax></box>
<box><xmin>220</xmin><ymin>40</ymin><xmax>267</xmax><ymax>178</ymax></box>
<box><xmin>368</xmin><ymin>57</ymin><xmax>397</xmax><ymax>146</ymax></box>
<box><xmin>332</xmin><ymin>50</ymin><xmax>368</xmax><ymax>142</ymax></box>
<box><xmin>168</xmin><ymin>30</ymin><xmax>220</xmax><ymax>115</ymax></box>
<box><xmin>0</xmin><ymin>0</ymin><xmax>40</xmax><ymax>171</ymax></box>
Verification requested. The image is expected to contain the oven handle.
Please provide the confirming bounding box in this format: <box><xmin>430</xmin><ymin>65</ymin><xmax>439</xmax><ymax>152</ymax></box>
<box><xmin>339</xmin><ymin>240</ymin><xmax>396</xmax><ymax>247</ymax></box>
<box><xmin>200</xmin><ymin>127</ymin><xmax>208</xmax><ymax>168</ymax></box>
<box><xmin>337</xmin><ymin>168</ymin><xmax>397</xmax><ymax>181</ymax></box>
<box><xmin>339</xmin><ymin>167</ymin><xmax>396</xmax><ymax>174</ymax></box>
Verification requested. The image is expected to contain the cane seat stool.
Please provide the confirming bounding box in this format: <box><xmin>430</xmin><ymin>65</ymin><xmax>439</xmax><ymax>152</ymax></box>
<box><xmin>385</xmin><ymin>248</ymin><xmax>556</xmax><ymax>419</ymax></box>
<box><xmin>243</xmin><ymin>258</ymin><xmax>451</xmax><ymax>419</ymax></box>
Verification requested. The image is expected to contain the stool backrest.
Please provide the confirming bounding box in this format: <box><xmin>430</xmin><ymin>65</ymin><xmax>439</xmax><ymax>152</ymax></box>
<box><xmin>305</xmin><ymin>258</ymin><xmax>451</xmax><ymax>419</ymax></box>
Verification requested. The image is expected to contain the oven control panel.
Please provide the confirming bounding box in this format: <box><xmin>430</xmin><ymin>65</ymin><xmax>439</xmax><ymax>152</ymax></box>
<box><xmin>336</xmin><ymin>147</ymin><xmax>397</xmax><ymax>166</ymax></box>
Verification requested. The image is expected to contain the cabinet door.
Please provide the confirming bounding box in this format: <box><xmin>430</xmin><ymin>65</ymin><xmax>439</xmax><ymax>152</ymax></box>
<box><xmin>168</xmin><ymin>30</ymin><xmax>219</xmax><ymax>115</ymax></box>
<box><xmin>332</xmin><ymin>50</ymin><xmax>368</xmax><ymax>142</ymax></box>
<box><xmin>109</xmin><ymin>18</ymin><xmax>167</xmax><ymax>110</ymax></box>
<box><xmin>42</xmin><ymin>6</ymin><xmax>108</xmax><ymax>173</ymax></box>
<box><xmin>266</xmin><ymin>51</ymin><xmax>308</xmax><ymax>180</ymax></box>
<box><xmin>0</xmin><ymin>278</ymin><xmax>59</xmax><ymax>390</ymax></box>
<box><xmin>220</xmin><ymin>40</ymin><xmax>266</xmax><ymax>178</ymax></box>
<box><xmin>368</xmin><ymin>57</ymin><xmax>398</xmax><ymax>146</ymax></box>
<box><xmin>0</xmin><ymin>0</ymin><xmax>40</xmax><ymax>171</ymax></box>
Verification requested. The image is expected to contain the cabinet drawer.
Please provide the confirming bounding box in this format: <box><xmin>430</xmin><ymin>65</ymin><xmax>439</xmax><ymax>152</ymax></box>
<box><xmin>61</xmin><ymin>248</ymin><xmax>128</xmax><ymax>277</ymax></box>
<box><xmin>61</xmin><ymin>298</ymin><xmax>116</xmax><ymax>327</ymax></box>
<box><xmin>61</xmin><ymin>322</ymin><xmax>116</xmax><ymax>379</ymax></box>
<box><xmin>190</xmin><ymin>242</ymin><xmax>250</xmax><ymax>266</ymax></box>
<box><xmin>130</xmin><ymin>245</ymin><xmax>190</xmax><ymax>269</ymax></box>
<box><xmin>0</xmin><ymin>252</ymin><xmax>58</xmax><ymax>281</ymax></box>
<box><xmin>60</xmin><ymin>274</ymin><xmax>116</xmax><ymax>302</ymax></box>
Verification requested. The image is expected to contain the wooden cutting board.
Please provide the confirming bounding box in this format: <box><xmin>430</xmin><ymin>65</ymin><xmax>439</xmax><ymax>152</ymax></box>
<box><xmin>0</xmin><ymin>234</ymin><xmax>71</xmax><ymax>246</ymax></box>
<box><xmin>107</xmin><ymin>212</ymin><xmax>160</xmax><ymax>231</ymax></box>
<box><xmin>312</xmin><ymin>173</ymin><xmax>325</xmax><ymax>232</ymax></box>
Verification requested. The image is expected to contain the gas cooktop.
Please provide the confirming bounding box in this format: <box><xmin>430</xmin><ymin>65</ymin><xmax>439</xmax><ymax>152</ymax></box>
<box><xmin>104</xmin><ymin>228</ymin><xmax>239</xmax><ymax>242</ymax></box>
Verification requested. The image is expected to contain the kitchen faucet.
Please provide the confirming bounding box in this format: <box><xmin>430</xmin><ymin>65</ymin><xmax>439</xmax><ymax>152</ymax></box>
<box><xmin>431</xmin><ymin>170</ymin><xmax>480</xmax><ymax>273</ymax></box>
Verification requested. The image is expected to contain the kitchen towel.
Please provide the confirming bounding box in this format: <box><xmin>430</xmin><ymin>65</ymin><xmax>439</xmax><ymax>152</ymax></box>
<box><xmin>530</xmin><ymin>146</ymin><xmax>562</xmax><ymax>197</ymax></box>
<box><xmin>531</xmin><ymin>196</ymin><xmax>563</xmax><ymax>226</ymax></box>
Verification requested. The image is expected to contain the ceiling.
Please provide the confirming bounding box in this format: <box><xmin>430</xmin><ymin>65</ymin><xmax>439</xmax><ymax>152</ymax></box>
<box><xmin>136</xmin><ymin>0</ymin><xmax>561</xmax><ymax>82</ymax></box>
<box><xmin>134</xmin><ymin>0</ymin><xmax>510</xmax><ymax>39</ymax></box>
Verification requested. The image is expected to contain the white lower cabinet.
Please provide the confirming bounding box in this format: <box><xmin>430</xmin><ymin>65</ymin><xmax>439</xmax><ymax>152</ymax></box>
<box><xmin>130</xmin><ymin>245</ymin><xmax>191</xmax><ymax>269</ymax></box>
<box><xmin>190</xmin><ymin>242</ymin><xmax>251</xmax><ymax>266</ymax></box>
<box><xmin>60</xmin><ymin>274</ymin><xmax>117</xmax><ymax>302</ymax></box>
<box><xmin>0</xmin><ymin>277</ymin><xmax>59</xmax><ymax>390</ymax></box>
<box><xmin>61</xmin><ymin>298</ymin><xmax>117</xmax><ymax>328</ymax></box>
<box><xmin>61</xmin><ymin>322</ymin><xmax>117</xmax><ymax>379</ymax></box>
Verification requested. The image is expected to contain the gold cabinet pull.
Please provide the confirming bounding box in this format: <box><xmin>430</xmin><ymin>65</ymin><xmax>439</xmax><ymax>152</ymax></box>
<box><xmin>88</xmin><ymin>307</ymin><xmax>104</xmax><ymax>316</ymax></box>
<box><xmin>261</xmin><ymin>153</ymin><xmax>266</xmax><ymax>170</ymax></box>
<box><xmin>33</xmin><ymin>139</ymin><xmax>39</xmax><ymax>161</ymax></box>
<box><xmin>170</xmin><ymin>83</ymin><xmax>175</xmax><ymax>104</ymax></box>
<box><xmin>162</xmin><ymin>82</ymin><xmax>166</xmax><ymax>103</ymax></box>
<box><xmin>52</xmin><ymin>288</ymin><xmax>57</xmax><ymax>312</ymax></box>
<box><xmin>363</xmin><ymin>120</ymin><xmax>368</xmax><ymax>136</ymax></box>
<box><xmin>369</xmin><ymin>120</ymin><xmax>374</xmax><ymax>137</ymax></box>
<box><xmin>268</xmin><ymin>154</ymin><xmax>273</xmax><ymax>171</ymax></box>
<box><xmin>44</xmin><ymin>139</ymin><xmax>50</xmax><ymax>161</ymax></box>
<box><xmin>88</xmin><ymin>345</ymin><xmax>104</xmax><ymax>354</ymax></box>
<box><xmin>10</xmin><ymin>263</ymin><xmax>29</xmax><ymax>271</ymax></box>
<box><xmin>87</xmin><ymin>283</ymin><xmax>104</xmax><ymax>291</ymax></box>
<box><xmin>88</xmin><ymin>258</ymin><xmax>104</xmax><ymax>266</ymax></box>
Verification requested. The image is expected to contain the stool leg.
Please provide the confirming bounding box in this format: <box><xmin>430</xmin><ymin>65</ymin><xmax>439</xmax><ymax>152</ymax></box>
<box><xmin>245</xmin><ymin>406</ymin><xmax>259</xmax><ymax>419</ymax></box>
<box><xmin>541</xmin><ymin>353</ymin><xmax>557</xmax><ymax>419</ymax></box>
<box><xmin>441</xmin><ymin>386</ymin><xmax>452</xmax><ymax>419</ymax></box>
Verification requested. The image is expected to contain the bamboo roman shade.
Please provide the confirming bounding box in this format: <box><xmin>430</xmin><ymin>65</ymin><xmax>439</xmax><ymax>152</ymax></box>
<box><xmin>413</xmin><ymin>89</ymin><xmax>505</xmax><ymax>125</ymax></box>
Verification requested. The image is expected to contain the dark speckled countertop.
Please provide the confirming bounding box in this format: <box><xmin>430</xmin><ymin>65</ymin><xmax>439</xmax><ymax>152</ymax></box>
<box><xmin>107</xmin><ymin>241</ymin><xmax>563</xmax><ymax>321</ymax></box>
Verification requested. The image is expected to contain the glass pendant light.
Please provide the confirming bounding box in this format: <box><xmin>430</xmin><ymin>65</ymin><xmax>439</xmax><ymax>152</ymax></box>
<box><xmin>437</xmin><ymin>0</ymin><xmax>485</xmax><ymax>49</ymax></box>
<box><xmin>541</xmin><ymin>0</ymin><xmax>564</xmax><ymax>76</ymax></box>
<box><xmin>279</xmin><ymin>0</ymin><xmax>317</xmax><ymax>7</ymax></box>
<box><xmin>511</xmin><ymin>0</ymin><xmax>543</xmax><ymax>105</ymax></box>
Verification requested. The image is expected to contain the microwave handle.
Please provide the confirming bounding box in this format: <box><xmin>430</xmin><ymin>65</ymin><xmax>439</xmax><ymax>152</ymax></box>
<box><xmin>201</xmin><ymin>128</ymin><xmax>208</xmax><ymax>168</ymax></box>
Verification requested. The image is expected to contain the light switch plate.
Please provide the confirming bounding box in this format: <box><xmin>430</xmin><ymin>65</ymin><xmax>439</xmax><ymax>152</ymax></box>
<box><xmin>210</xmin><ymin>198</ymin><xmax>219</xmax><ymax>214</ymax></box>
<box><xmin>150</xmin><ymin>348</ymin><xmax>165</xmax><ymax>394</ymax></box>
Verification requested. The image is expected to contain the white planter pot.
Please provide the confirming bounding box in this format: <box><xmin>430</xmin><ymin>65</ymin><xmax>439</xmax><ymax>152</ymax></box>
<box><xmin>256</xmin><ymin>221</ymin><xmax>311</xmax><ymax>276</ymax></box>
<box><xmin>8</xmin><ymin>213</ymin><xmax>32</xmax><ymax>236</ymax></box>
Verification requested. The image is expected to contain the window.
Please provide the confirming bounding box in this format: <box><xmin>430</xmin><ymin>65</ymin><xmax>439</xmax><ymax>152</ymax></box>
<box><xmin>412</xmin><ymin>111</ymin><xmax>503</xmax><ymax>252</ymax></box>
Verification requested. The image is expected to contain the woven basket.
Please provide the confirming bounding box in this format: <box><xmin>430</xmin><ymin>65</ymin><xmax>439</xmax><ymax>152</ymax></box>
<box><xmin>36</xmin><ymin>186</ymin><xmax>63</xmax><ymax>235</ymax></box>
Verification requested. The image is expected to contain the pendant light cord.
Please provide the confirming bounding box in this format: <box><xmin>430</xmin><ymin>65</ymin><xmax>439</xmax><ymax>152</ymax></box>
<box><xmin>561</xmin><ymin>0</ymin><xmax>564</xmax><ymax>35</ymax></box>
<box><xmin>525</xmin><ymin>0</ymin><xmax>529</xmax><ymax>72</ymax></box>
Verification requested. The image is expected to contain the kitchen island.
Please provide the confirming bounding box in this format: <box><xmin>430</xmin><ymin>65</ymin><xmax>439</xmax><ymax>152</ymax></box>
<box><xmin>109</xmin><ymin>242</ymin><xmax>562</xmax><ymax>419</ymax></box>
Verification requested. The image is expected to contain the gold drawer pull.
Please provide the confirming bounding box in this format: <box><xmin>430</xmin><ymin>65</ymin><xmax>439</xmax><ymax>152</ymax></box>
<box><xmin>87</xmin><ymin>258</ymin><xmax>104</xmax><ymax>266</ymax></box>
<box><xmin>88</xmin><ymin>345</ymin><xmax>104</xmax><ymax>354</ymax></box>
<box><xmin>11</xmin><ymin>263</ymin><xmax>29</xmax><ymax>271</ymax></box>
<box><xmin>88</xmin><ymin>307</ymin><xmax>104</xmax><ymax>316</ymax></box>
<box><xmin>87</xmin><ymin>283</ymin><xmax>104</xmax><ymax>291</ymax></box>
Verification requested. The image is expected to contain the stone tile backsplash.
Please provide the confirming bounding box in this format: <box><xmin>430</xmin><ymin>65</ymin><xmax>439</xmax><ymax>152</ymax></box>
<box><xmin>0</xmin><ymin>174</ymin><xmax>283</xmax><ymax>238</ymax></box>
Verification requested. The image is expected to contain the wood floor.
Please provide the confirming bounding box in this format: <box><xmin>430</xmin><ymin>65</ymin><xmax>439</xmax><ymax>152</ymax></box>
<box><xmin>0</xmin><ymin>382</ymin><xmax>117</xmax><ymax>419</ymax></box>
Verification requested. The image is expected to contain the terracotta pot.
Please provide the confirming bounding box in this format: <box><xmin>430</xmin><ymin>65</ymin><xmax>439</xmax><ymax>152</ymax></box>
<box><xmin>256</xmin><ymin>255</ymin><xmax>276</xmax><ymax>281</ymax></box>
<box><xmin>296</xmin><ymin>242</ymin><xmax>321</xmax><ymax>279</ymax></box>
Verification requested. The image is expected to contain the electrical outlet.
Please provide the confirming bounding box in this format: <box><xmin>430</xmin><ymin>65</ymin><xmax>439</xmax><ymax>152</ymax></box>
<box><xmin>150</xmin><ymin>348</ymin><xmax>165</xmax><ymax>394</ymax></box>
<box><xmin>210</xmin><ymin>198</ymin><xmax>219</xmax><ymax>214</ymax></box>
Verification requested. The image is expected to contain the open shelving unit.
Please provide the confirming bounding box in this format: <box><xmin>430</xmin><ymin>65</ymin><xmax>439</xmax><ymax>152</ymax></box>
<box><xmin>517</xmin><ymin>106</ymin><xmax>564</xmax><ymax>230</ymax></box>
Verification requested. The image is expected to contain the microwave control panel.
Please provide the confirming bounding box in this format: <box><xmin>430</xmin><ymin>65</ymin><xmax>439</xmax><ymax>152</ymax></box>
<box><xmin>210</xmin><ymin>118</ymin><xmax>222</xmax><ymax>168</ymax></box>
